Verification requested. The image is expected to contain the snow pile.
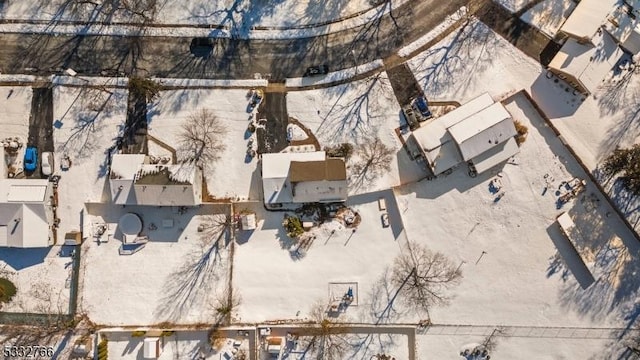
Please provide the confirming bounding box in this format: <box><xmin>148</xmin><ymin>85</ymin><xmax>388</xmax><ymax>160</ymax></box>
<box><xmin>398</xmin><ymin>6</ymin><xmax>468</xmax><ymax>58</ymax></box>
<box><xmin>285</xmin><ymin>60</ymin><xmax>385</xmax><ymax>88</ymax></box>
<box><xmin>148</xmin><ymin>89</ymin><xmax>259</xmax><ymax>200</ymax></box>
<box><xmin>0</xmin><ymin>74</ymin><xmax>37</xmax><ymax>83</ymax></box>
<box><xmin>52</xmin><ymin>76</ymin><xmax>128</xmax><ymax>87</ymax></box>
<box><xmin>520</xmin><ymin>0</ymin><xmax>577</xmax><ymax>37</ymax></box>
<box><xmin>156</xmin><ymin>78</ymin><xmax>268</xmax><ymax>88</ymax></box>
<box><xmin>494</xmin><ymin>0</ymin><xmax>538</xmax><ymax>13</ymax></box>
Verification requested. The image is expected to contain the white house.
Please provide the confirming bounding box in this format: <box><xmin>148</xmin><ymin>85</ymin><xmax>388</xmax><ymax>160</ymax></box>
<box><xmin>410</xmin><ymin>93</ymin><xmax>519</xmax><ymax>176</ymax></box>
<box><xmin>549</xmin><ymin>0</ymin><xmax>630</xmax><ymax>94</ymax></box>
<box><xmin>559</xmin><ymin>0</ymin><xmax>619</xmax><ymax>42</ymax></box>
<box><xmin>110</xmin><ymin>154</ymin><xmax>202</xmax><ymax>206</ymax></box>
<box><xmin>0</xmin><ymin>179</ymin><xmax>53</xmax><ymax>248</ymax></box>
<box><xmin>261</xmin><ymin>151</ymin><xmax>347</xmax><ymax>207</ymax></box>
<box><xmin>548</xmin><ymin>30</ymin><xmax>623</xmax><ymax>95</ymax></box>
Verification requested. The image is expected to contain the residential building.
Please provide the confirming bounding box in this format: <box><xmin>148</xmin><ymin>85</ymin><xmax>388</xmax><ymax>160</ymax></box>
<box><xmin>261</xmin><ymin>151</ymin><xmax>347</xmax><ymax>207</ymax></box>
<box><xmin>410</xmin><ymin>93</ymin><xmax>519</xmax><ymax>176</ymax></box>
<box><xmin>0</xmin><ymin>179</ymin><xmax>53</xmax><ymax>248</ymax></box>
<box><xmin>109</xmin><ymin>154</ymin><xmax>202</xmax><ymax>206</ymax></box>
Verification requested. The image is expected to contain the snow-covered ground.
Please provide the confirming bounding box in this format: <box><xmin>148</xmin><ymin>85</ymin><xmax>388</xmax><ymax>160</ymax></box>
<box><xmin>0</xmin><ymin>0</ymin><xmax>408</xmax><ymax>39</ymax></box>
<box><xmin>103</xmin><ymin>330</ymin><xmax>250</xmax><ymax>360</ymax></box>
<box><xmin>418</xmin><ymin>333</ymin><xmax>610</xmax><ymax>359</ymax></box>
<box><xmin>0</xmin><ymin>86</ymin><xmax>32</xmax><ymax>141</ymax></box>
<box><xmin>53</xmin><ymin>86</ymin><xmax>127</xmax><ymax>237</ymax></box>
<box><xmin>398</xmin><ymin>6</ymin><xmax>467</xmax><ymax>58</ymax></box>
<box><xmin>407</xmin><ymin>19</ymin><xmax>542</xmax><ymax>102</ymax></box>
<box><xmin>285</xmin><ymin>61</ymin><xmax>384</xmax><ymax>88</ymax></box>
<box><xmin>233</xmin><ymin>191</ymin><xmax>406</xmax><ymax>323</ymax></box>
<box><xmin>520</xmin><ymin>0</ymin><xmax>576</xmax><ymax>37</ymax></box>
<box><xmin>148</xmin><ymin>89</ymin><xmax>260</xmax><ymax>201</ymax></box>
<box><xmin>81</xmin><ymin>204</ymin><xmax>230</xmax><ymax>325</ymax></box>
<box><xmin>287</xmin><ymin>73</ymin><xmax>425</xmax><ymax>194</ymax></box>
<box><xmin>0</xmin><ymin>0</ymin><xmax>375</xmax><ymax>27</ymax></box>
<box><xmin>0</xmin><ymin>246</ymin><xmax>71</xmax><ymax>314</ymax></box>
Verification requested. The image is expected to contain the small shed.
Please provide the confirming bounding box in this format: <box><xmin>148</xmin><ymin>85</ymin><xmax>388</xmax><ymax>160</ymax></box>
<box><xmin>143</xmin><ymin>337</ymin><xmax>163</xmax><ymax>359</ymax></box>
<box><xmin>241</xmin><ymin>213</ymin><xmax>257</xmax><ymax>230</ymax></box>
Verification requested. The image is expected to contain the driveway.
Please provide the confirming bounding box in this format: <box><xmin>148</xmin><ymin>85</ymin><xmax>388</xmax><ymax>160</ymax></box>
<box><xmin>256</xmin><ymin>90</ymin><xmax>289</xmax><ymax>154</ymax></box>
<box><xmin>26</xmin><ymin>87</ymin><xmax>54</xmax><ymax>178</ymax></box>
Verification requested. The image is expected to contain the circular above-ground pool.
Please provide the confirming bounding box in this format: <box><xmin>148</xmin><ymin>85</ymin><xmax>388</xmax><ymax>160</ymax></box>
<box><xmin>119</xmin><ymin>213</ymin><xmax>142</xmax><ymax>239</ymax></box>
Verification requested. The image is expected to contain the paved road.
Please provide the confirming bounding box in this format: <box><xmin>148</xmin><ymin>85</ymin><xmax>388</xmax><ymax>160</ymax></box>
<box><xmin>26</xmin><ymin>87</ymin><xmax>54</xmax><ymax>179</ymax></box>
<box><xmin>0</xmin><ymin>0</ymin><xmax>468</xmax><ymax>80</ymax></box>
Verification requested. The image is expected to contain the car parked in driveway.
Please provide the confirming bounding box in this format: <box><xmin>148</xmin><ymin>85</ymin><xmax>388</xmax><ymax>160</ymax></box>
<box><xmin>41</xmin><ymin>152</ymin><xmax>54</xmax><ymax>176</ymax></box>
<box><xmin>24</xmin><ymin>146</ymin><xmax>38</xmax><ymax>172</ymax></box>
<box><xmin>304</xmin><ymin>65</ymin><xmax>329</xmax><ymax>77</ymax></box>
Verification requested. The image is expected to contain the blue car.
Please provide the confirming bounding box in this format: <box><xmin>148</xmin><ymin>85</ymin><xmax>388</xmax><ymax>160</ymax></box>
<box><xmin>412</xmin><ymin>96</ymin><xmax>432</xmax><ymax>119</ymax></box>
<box><xmin>24</xmin><ymin>146</ymin><xmax>38</xmax><ymax>172</ymax></box>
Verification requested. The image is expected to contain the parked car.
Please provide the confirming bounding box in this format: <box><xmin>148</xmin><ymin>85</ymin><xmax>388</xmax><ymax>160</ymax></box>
<box><xmin>41</xmin><ymin>151</ymin><xmax>54</xmax><ymax>176</ymax></box>
<box><xmin>24</xmin><ymin>146</ymin><xmax>38</xmax><ymax>172</ymax></box>
<box><xmin>189</xmin><ymin>37</ymin><xmax>214</xmax><ymax>57</ymax></box>
<box><xmin>304</xmin><ymin>65</ymin><xmax>329</xmax><ymax>77</ymax></box>
<box><xmin>412</xmin><ymin>96</ymin><xmax>432</xmax><ymax>119</ymax></box>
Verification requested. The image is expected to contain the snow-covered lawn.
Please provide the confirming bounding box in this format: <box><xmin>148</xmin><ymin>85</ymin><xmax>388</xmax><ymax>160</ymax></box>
<box><xmin>394</xmin><ymin>93</ymin><xmax>640</xmax><ymax>358</ymax></box>
<box><xmin>407</xmin><ymin>18</ymin><xmax>542</xmax><ymax>102</ymax></box>
<box><xmin>418</xmin><ymin>333</ymin><xmax>610</xmax><ymax>359</ymax></box>
<box><xmin>287</xmin><ymin>73</ymin><xmax>425</xmax><ymax>194</ymax></box>
<box><xmin>0</xmin><ymin>246</ymin><xmax>71</xmax><ymax>314</ymax></box>
<box><xmin>520</xmin><ymin>0</ymin><xmax>576</xmax><ymax>37</ymax></box>
<box><xmin>81</xmin><ymin>204</ymin><xmax>230</xmax><ymax>326</ymax></box>
<box><xmin>233</xmin><ymin>191</ymin><xmax>406</xmax><ymax>323</ymax></box>
<box><xmin>148</xmin><ymin>89</ymin><xmax>260</xmax><ymax>201</ymax></box>
<box><xmin>53</xmin><ymin>86</ymin><xmax>127</xmax><ymax>237</ymax></box>
<box><xmin>0</xmin><ymin>0</ymin><xmax>382</xmax><ymax>28</ymax></box>
<box><xmin>103</xmin><ymin>330</ymin><xmax>250</xmax><ymax>360</ymax></box>
<box><xmin>0</xmin><ymin>86</ymin><xmax>31</xmax><ymax>141</ymax></box>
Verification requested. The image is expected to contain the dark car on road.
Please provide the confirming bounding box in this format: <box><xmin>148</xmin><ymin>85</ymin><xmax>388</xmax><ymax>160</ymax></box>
<box><xmin>190</xmin><ymin>37</ymin><xmax>214</xmax><ymax>57</ymax></box>
<box><xmin>24</xmin><ymin>146</ymin><xmax>38</xmax><ymax>172</ymax></box>
<box><xmin>304</xmin><ymin>65</ymin><xmax>329</xmax><ymax>77</ymax></box>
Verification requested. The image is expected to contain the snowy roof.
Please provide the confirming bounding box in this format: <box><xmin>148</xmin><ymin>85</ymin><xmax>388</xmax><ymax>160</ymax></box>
<box><xmin>606</xmin><ymin>5</ymin><xmax>640</xmax><ymax>54</ymax></box>
<box><xmin>422</xmin><ymin>139</ymin><xmax>464</xmax><ymax>175</ymax></box>
<box><xmin>143</xmin><ymin>337</ymin><xmax>160</xmax><ymax>359</ymax></box>
<box><xmin>110</xmin><ymin>154</ymin><xmax>146</xmax><ymax>180</ymax></box>
<box><xmin>559</xmin><ymin>0</ymin><xmax>617</xmax><ymax>40</ymax></box>
<box><xmin>241</xmin><ymin>214</ymin><xmax>257</xmax><ymax>230</ymax></box>
<box><xmin>557</xmin><ymin>212</ymin><xmax>575</xmax><ymax>231</ymax></box>
<box><xmin>135</xmin><ymin>164</ymin><xmax>197</xmax><ymax>185</ymax></box>
<box><xmin>411</xmin><ymin>93</ymin><xmax>495</xmax><ymax>152</ymax></box>
<box><xmin>0</xmin><ymin>179</ymin><xmax>51</xmax><ymax>248</ymax></box>
<box><xmin>549</xmin><ymin>30</ymin><xmax>622</xmax><ymax>94</ymax></box>
<box><xmin>261</xmin><ymin>151</ymin><xmax>328</xmax><ymax>205</ymax></box>
<box><xmin>289</xmin><ymin>159</ymin><xmax>346</xmax><ymax>182</ymax></box>
<box><xmin>0</xmin><ymin>179</ymin><xmax>49</xmax><ymax>203</ymax></box>
<box><xmin>262</xmin><ymin>151</ymin><xmax>326</xmax><ymax>179</ymax></box>
<box><xmin>448</xmin><ymin>102</ymin><xmax>516</xmax><ymax>161</ymax></box>
<box><xmin>471</xmin><ymin>137</ymin><xmax>519</xmax><ymax>174</ymax></box>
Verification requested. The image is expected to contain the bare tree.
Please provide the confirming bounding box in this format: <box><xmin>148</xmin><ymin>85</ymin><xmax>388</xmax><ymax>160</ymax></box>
<box><xmin>392</xmin><ymin>241</ymin><xmax>462</xmax><ymax>317</ymax></box>
<box><xmin>178</xmin><ymin>109</ymin><xmax>228</xmax><ymax>166</ymax></box>
<box><xmin>298</xmin><ymin>302</ymin><xmax>351</xmax><ymax>360</ymax></box>
<box><xmin>210</xmin><ymin>286</ymin><xmax>241</xmax><ymax>326</ymax></box>
<box><xmin>349</xmin><ymin>138</ymin><xmax>394</xmax><ymax>191</ymax></box>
